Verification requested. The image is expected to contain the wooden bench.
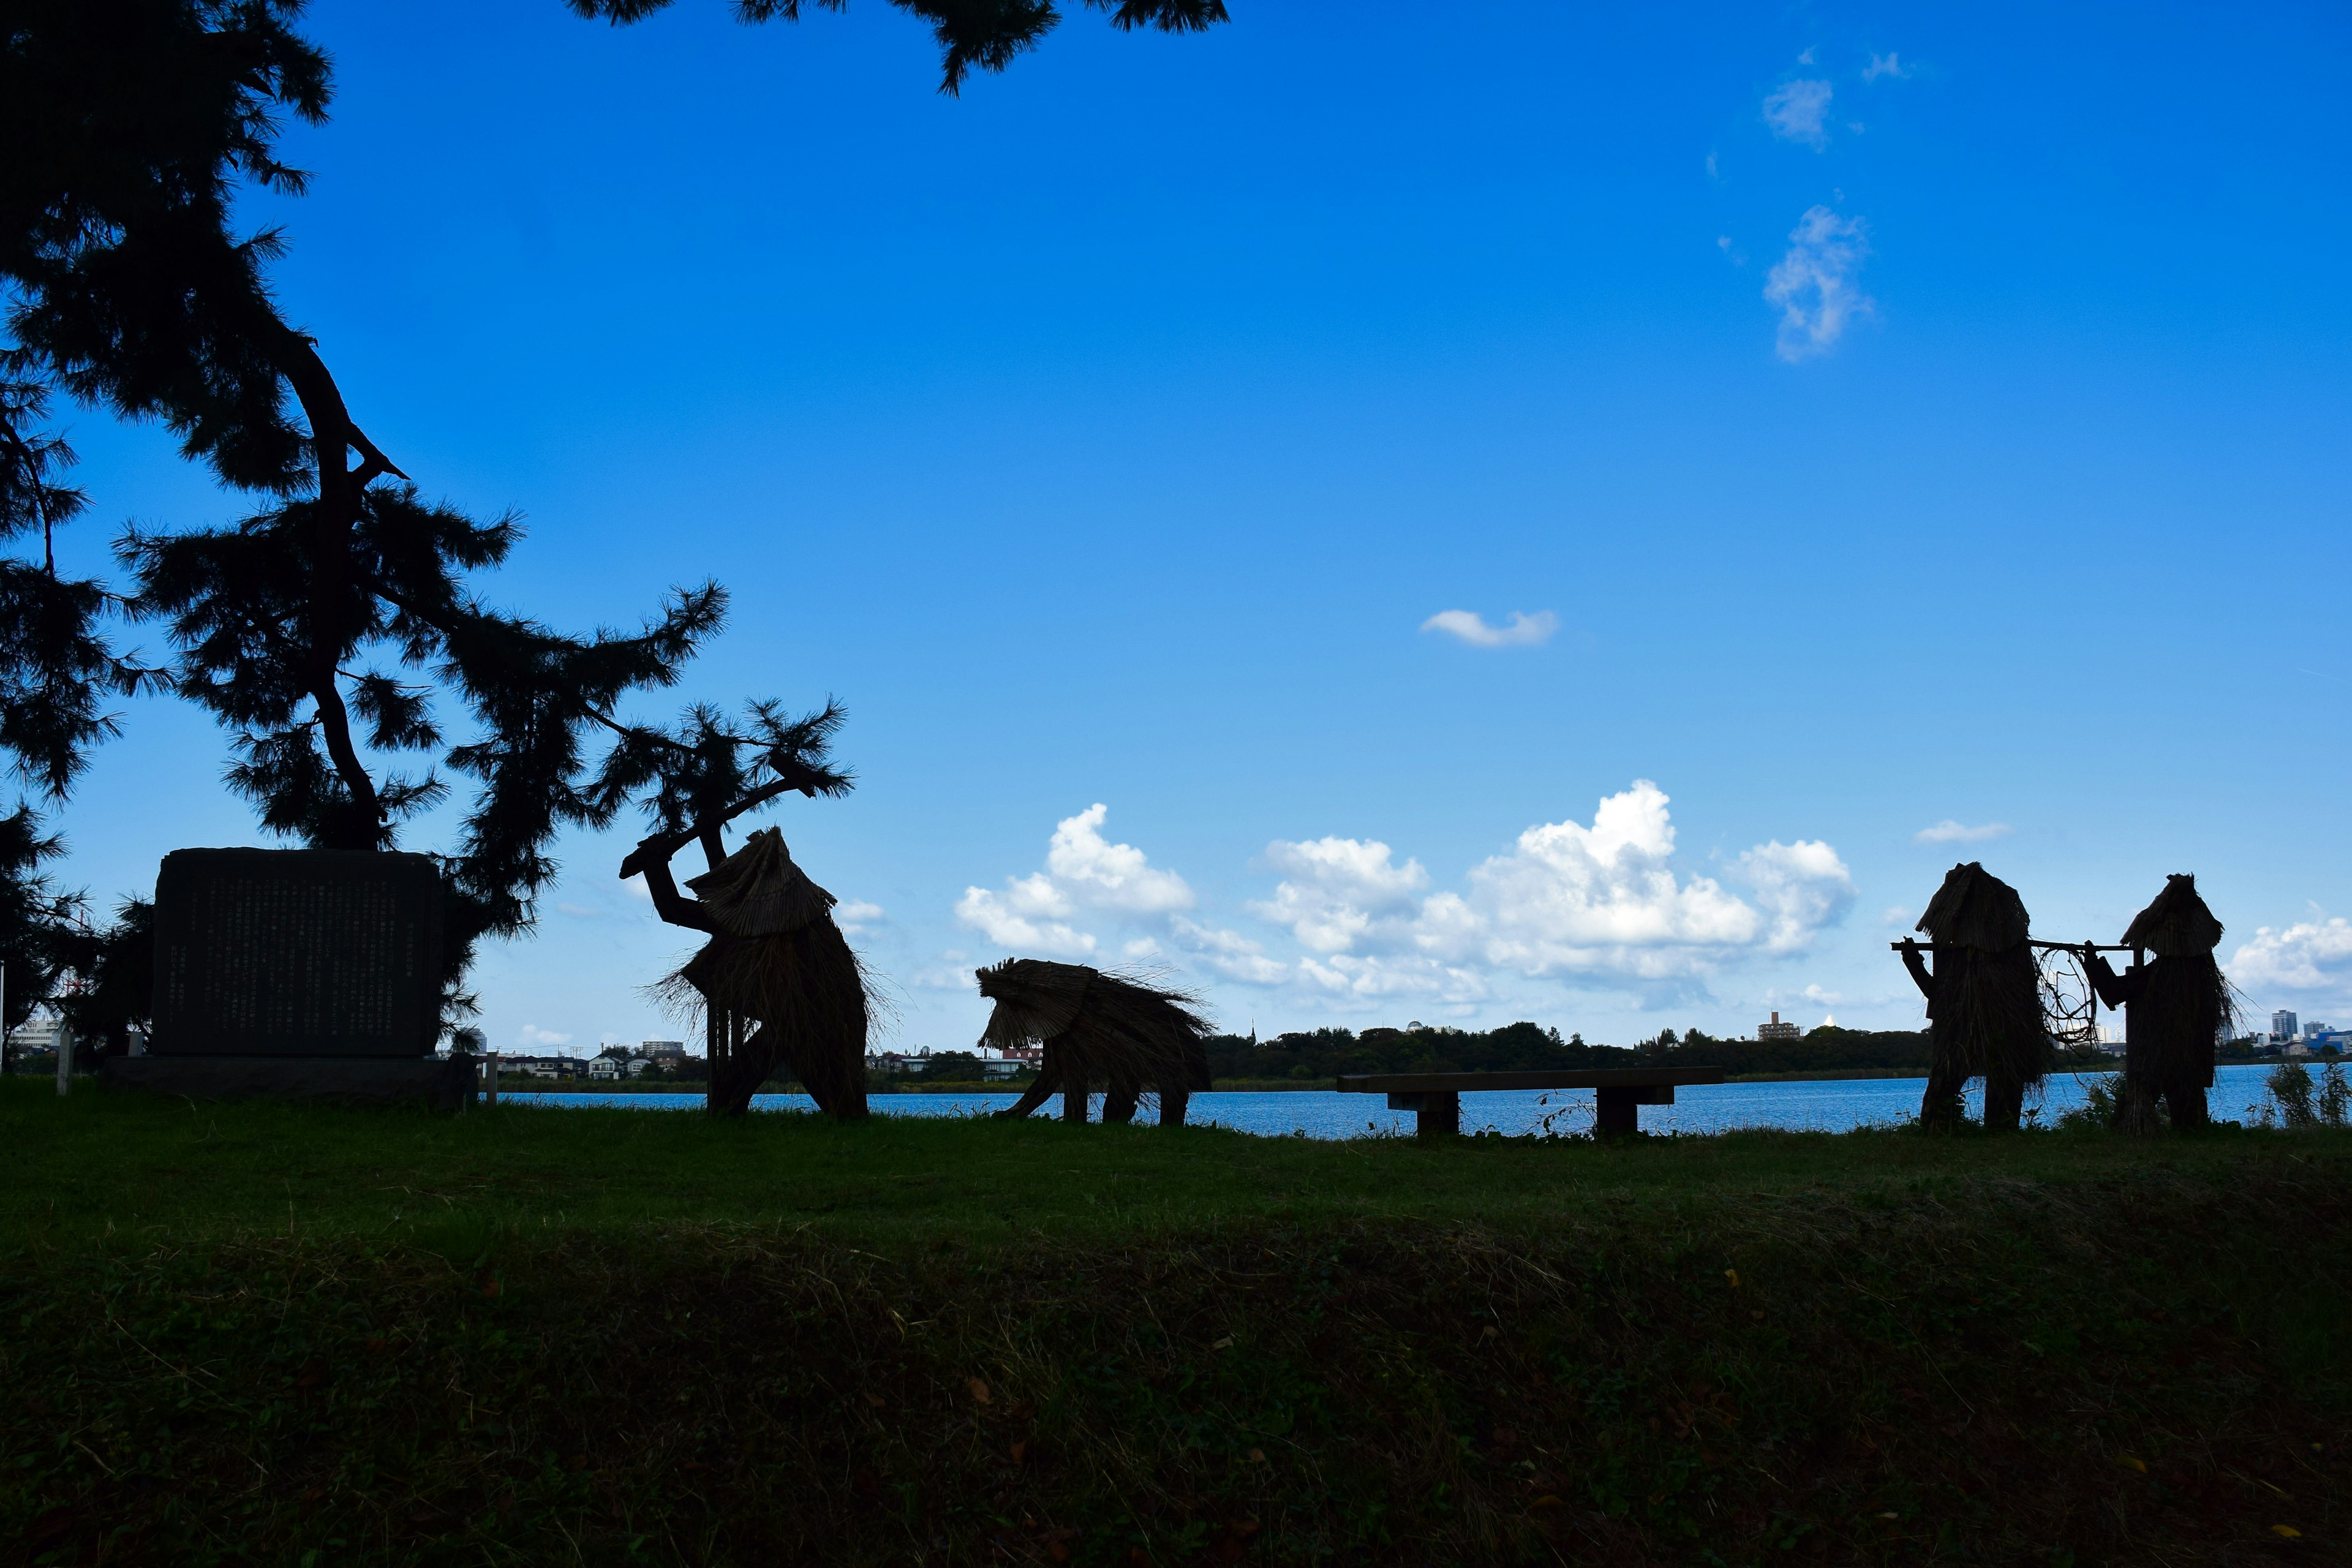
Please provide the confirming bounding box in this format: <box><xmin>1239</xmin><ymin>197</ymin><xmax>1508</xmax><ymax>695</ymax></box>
<box><xmin>1335</xmin><ymin>1067</ymin><xmax>1728</xmax><ymax>1139</ymax></box>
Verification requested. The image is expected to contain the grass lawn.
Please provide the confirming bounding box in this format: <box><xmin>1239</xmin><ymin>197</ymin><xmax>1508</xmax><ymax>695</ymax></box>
<box><xmin>4</xmin><ymin>1077</ymin><xmax>2349</xmax><ymax>1564</ymax></box>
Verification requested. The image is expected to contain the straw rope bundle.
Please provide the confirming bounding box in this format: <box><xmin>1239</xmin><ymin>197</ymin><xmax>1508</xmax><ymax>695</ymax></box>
<box><xmin>976</xmin><ymin>959</ymin><xmax>1212</xmax><ymax>1126</ymax></box>
<box><xmin>1909</xmin><ymin>862</ymin><xmax>2051</xmax><ymax>1131</ymax></box>
<box><xmin>654</xmin><ymin>829</ymin><xmax>871</xmax><ymax>1119</ymax></box>
<box><xmin>2097</xmin><ymin>875</ymin><xmax>2233</xmax><ymax>1135</ymax></box>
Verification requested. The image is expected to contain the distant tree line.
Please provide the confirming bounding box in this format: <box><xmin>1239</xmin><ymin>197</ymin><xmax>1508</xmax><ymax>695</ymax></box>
<box><xmin>1201</xmin><ymin>1022</ymin><xmax>1951</xmax><ymax>1081</ymax></box>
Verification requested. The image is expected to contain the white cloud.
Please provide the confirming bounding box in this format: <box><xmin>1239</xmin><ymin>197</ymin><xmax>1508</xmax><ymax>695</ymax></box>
<box><xmin>911</xmin><ymin>960</ymin><xmax>978</xmax><ymax>992</ymax></box>
<box><xmin>1250</xmin><ymin>837</ymin><xmax>1430</xmax><ymax>954</ymax></box>
<box><xmin>1420</xmin><ymin>782</ymin><xmax>1852</xmax><ymax>983</ymax></box>
<box><xmin>834</xmin><ymin>899</ymin><xmax>885</xmax><ymax>934</ymax></box>
<box><xmin>1736</xmin><ymin>839</ymin><xmax>1861</xmax><ymax>952</ymax></box>
<box><xmin>1763</xmin><ymin>79</ymin><xmax>1834</xmax><ymax>148</ymax></box>
<box><xmin>1420</xmin><ymin>609</ymin><xmax>1559</xmax><ymax>648</ymax></box>
<box><xmin>556</xmin><ymin>902</ymin><xmax>602</xmax><ymax>918</ymax></box>
<box><xmin>954</xmin><ymin>878</ymin><xmax>1095</xmax><ymax>956</ymax></box>
<box><xmin>1914</xmin><ymin>819</ymin><xmax>2013</xmax><ymax>845</ymax></box>
<box><xmin>1237</xmin><ymin>786</ymin><xmax>1849</xmax><ymax>1003</ymax></box>
<box><xmin>958</xmin><ymin>788</ymin><xmax>1849</xmax><ymax>1009</ymax></box>
<box><xmin>1705</xmin><ymin>150</ymin><xmax>1721</xmax><ymax>180</ymax></box>
<box><xmin>1880</xmin><ymin>905</ymin><xmax>1912</xmax><ymax>927</ymax></box>
<box><xmin>2231</xmin><ymin>919</ymin><xmax>2352</xmax><ymax>993</ymax></box>
<box><xmin>1764</xmin><ymin>205</ymin><xmax>1872</xmax><ymax>361</ymax></box>
<box><xmin>515</xmin><ymin>1024</ymin><xmax>571</xmax><ymax>1049</ymax></box>
<box><xmin>1171</xmin><ymin>916</ymin><xmax>1292</xmax><ymax>986</ymax></box>
<box><xmin>1863</xmin><ymin>51</ymin><xmax>1912</xmax><ymax>81</ymax></box>
<box><xmin>956</xmin><ymin>804</ymin><xmax>1193</xmax><ymax>958</ymax></box>
<box><xmin>1041</xmin><ymin>804</ymin><xmax>1193</xmax><ymax>913</ymax></box>
<box><xmin>1299</xmin><ymin>952</ymin><xmax>1491</xmax><ymax>1005</ymax></box>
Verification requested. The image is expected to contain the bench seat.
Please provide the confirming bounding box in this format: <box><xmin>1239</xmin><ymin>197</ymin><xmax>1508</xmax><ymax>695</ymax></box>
<box><xmin>1335</xmin><ymin>1066</ymin><xmax>1726</xmax><ymax>1138</ymax></box>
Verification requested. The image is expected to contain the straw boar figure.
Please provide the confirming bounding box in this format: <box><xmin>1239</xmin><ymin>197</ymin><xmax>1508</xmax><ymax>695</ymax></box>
<box><xmin>628</xmin><ymin>827</ymin><xmax>871</xmax><ymax>1119</ymax></box>
<box><xmin>2087</xmin><ymin>875</ymin><xmax>2233</xmax><ymax>1134</ymax></box>
<box><xmin>977</xmin><ymin>960</ymin><xmax>1212</xmax><ymax>1127</ymax></box>
<box><xmin>1899</xmin><ymin>862</ymin><xmax>2051</xmax><ymax>1131</ymax></box>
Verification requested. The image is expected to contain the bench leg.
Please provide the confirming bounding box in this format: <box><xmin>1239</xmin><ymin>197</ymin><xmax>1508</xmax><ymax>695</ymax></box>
<box><xmin>1595</xmin><ymin>1087</ymin><xmax>1640</xmax><ymax>1136</ymax></box>
<box><xmin>1418</xmin><ymin>1091</ymin><xmax>1459</xmax><ymax>1140</ymax></box>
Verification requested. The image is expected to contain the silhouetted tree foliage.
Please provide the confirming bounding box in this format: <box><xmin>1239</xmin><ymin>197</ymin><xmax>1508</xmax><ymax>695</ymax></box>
<box><xmin>568</xmin><ymin>0</ymin><xmax>1228</xmax><ymax>95</ymax></box>
<box><xmin>1201</xmin><ymin>1022</ymin><xmax>1935</xmax><ymax>1081</ymax></box>
<box><xmin>49</xmin><ymin>895</ymin><xmax>154</xmax><ymax>1060</ymax></box>
<box><xmin>0</xmin><ymin>805</ymin><xmax>74</xmax><ymax>1045</ymax></box>
<box><xmin>12</xmin><ymin>2</ymin><xmax>1164</xmax><ymax>1016</ymax></box>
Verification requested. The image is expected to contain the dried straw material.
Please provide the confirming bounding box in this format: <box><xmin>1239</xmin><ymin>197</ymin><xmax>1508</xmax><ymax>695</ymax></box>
<box><xmin>658</xmin><ymin>829</ymin><xmax>870</xmax><ymax>1119</ymax></box>
<box><xmin>1909</xmin><ymin>862</ymin><xmax>2050</xmax><ymax>1131</ymax></box>
<box><xmin>976</xmin><ymin>960</ymin><xmax>1212</xmax><ymax>1126</ymax></box>
<box><xmin>2097</xmin><ymin>875</ymin><xmax>2233</xmax><ymax>1135</ymax></box>
<box><xmin>2119</xmin><ymin>872</ymin><xmax>2226</xmax><ymax>960</ymax></box>
<box><xmin>1918</xmin><ymin>862</ymin><xmax>2029</xmax><ymax>954</ymax></box>
<box><xmin>683</xmin><ymin>829</ymin><xmax>835</xmax><ymax>938</ymax></box>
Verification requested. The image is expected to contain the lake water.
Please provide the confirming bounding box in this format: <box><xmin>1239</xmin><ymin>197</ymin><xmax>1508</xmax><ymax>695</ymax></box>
<box><xmin>504</xmin><ymin>1061</ymin><xmax>2295</xmax><ymax>1138</ymax></box>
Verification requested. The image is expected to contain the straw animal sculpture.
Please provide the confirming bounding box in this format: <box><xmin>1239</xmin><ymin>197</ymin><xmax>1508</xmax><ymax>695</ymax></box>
<box><xmin>976</xmin><ymin>959</ymin><xmax>1212</xmax><ymax>1126</ymax></box>
<box><xmin>2087</xmin><ymin>874</ymin><xmax>2232</xmax><ymax>1134</ymax></box>
<box><xmin>1899</xmin><ymin>862</ymin><xmax>2051</xmax><ymax>1131</ymax></box>
<box><xmin>635</xmin><ymin>827</ymin><xmax>871</xmax><ymax>1119</ymax></box>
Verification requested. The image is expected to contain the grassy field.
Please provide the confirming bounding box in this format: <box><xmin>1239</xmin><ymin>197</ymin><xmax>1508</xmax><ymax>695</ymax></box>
<box><xmin>4</xmin><ymin>1079</ymin><xmax>2349</xmax><ymax>1565</ymax></box>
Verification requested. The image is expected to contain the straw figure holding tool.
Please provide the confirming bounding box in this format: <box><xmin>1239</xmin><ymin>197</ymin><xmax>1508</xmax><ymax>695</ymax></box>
<box><xmin>609</xmin><ymin>703</ymin><xmax>872</xmax><ymax>1120</ymax></box>
<box><xmin>1897</xmin><ymin>862</ymin><xmax>2052</xmax><ymax>1131</ymax></box>
<box><xmin>2085</xmin><ymin>874</ymin><xmax>2233</xmax><ymax>1134</ymax></box>
<box><xmin>976</xmin><ymin>960</ymin><xmax>1212</xmax><ymax>1127</ymax></box>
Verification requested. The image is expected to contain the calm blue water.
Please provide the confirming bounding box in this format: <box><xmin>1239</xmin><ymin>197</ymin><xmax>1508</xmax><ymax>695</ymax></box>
<box><xmin>504</xmin><ymin>1063</ymin><xmax>2291</xmax><ymax>1138</ymax></box>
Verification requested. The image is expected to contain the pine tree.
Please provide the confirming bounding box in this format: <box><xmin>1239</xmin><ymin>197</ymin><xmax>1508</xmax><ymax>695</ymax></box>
<box><xmin>568</xmin><ymin>1</ymin><xmax>1229</xmax><ymax>94</ymax></box>
<box><xmin>1</xmin><ymin>1</ymin><xmax>1226</xmax><ymax>1023</ymax></box>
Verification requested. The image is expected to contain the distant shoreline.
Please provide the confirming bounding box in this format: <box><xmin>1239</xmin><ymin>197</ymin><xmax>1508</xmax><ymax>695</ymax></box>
<box><xmin>496</xmin><ymin>1062</ymin><xmax>2141</xmax><ymax>1096</ymax></box>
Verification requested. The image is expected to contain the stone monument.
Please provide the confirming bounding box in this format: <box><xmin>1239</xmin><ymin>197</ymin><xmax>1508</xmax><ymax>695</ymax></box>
<box><xmin>103</xmin><ymin>849</ymin><xmax>475</xmax><ymax>1109</ymax></box>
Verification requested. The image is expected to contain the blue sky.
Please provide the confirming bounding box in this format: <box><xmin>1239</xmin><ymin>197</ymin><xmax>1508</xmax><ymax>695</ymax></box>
<box><xmin>38</xmin><ymin>1</ymin><xmax>2352</xmax><ymax>1052</ymax></box>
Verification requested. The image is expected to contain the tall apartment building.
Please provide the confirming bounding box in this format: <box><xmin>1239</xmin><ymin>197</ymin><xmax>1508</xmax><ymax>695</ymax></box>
<box><xmin>2274</xmin><ymin>1009</ymin><xmax>2299</xmax><ymax>1042</ymax></box>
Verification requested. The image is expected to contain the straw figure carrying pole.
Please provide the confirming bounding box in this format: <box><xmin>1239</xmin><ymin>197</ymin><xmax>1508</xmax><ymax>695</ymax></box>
<box><xmin>976</xmin><ymin>960</ymin><xmax>1212</xmax><ymax>1127</ymax></box>
<box><xmin>1898</xmin><ymin>862</ymin><xmax>2051</xmax><ymax>1131</ymax></box>
<box><xmin>2086</xmin><ymin>875</ymin><xmax>2233</xmax><ymax>1134</ymax></box>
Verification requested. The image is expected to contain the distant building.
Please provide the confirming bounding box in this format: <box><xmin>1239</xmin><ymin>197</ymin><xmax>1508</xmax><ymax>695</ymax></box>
<box><xmin>504</xmin><ymin>1055</ymin><xmax>584</xmax><ymax>1079</ymax></box>
<box><xmin>588</xmin><ymin>1056</ymin><xmax>620</xmax><ymax>1080</ymax></box>
<box><xmin>4</xmin><ymin>1014</ymin><xmax>63</xmax><ymax>1057</ymax></box>
<box><xmin>643</xmin><ymin>1039</ymin><xmax>687</xmax><ymax>1061</ymax></box>
<box><xmin>1757</xmin><ymin>1011</ymin><xmax>1800</xmax><ymax>1042</ymax></box>
<box><xmin>2274</xmin><ymin>1009</ymin><xmax>2299</xmax><ymax>1042</ymax></box>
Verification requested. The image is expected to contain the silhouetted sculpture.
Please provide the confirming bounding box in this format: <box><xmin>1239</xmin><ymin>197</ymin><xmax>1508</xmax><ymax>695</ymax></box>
<box><xmin>1899</xmin><ymin>862</ymin><xmax>2050</xmax><ymax>1131</ymax></box>
<box><xmin>2087</xmin><ymin>875</ymin><xmax>2231</xmax><ymax>1134</ymax></box>
<box><xmin>625</xmin><ymin>826</ymin><xmax>869</xmax><ymax>1120</ymax></box>
<box><xmin>978</xmin><ymin>960</ymin><xmax>1211</xmax><ymax>1127</ymax></box>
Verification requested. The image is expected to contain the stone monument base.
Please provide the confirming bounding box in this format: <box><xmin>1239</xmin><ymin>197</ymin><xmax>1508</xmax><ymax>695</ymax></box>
<box><xmin>102</xmin><ymin>1055</ymin><xmax>476</xmax><ymax>1112</ymax></box>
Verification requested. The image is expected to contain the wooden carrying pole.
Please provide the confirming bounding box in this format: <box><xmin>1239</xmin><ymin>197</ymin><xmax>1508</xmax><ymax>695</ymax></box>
<box><xmin>1891</xmin><ymin>941</ymin><xmax>2138</xmax><ymax>952</ymax></box>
